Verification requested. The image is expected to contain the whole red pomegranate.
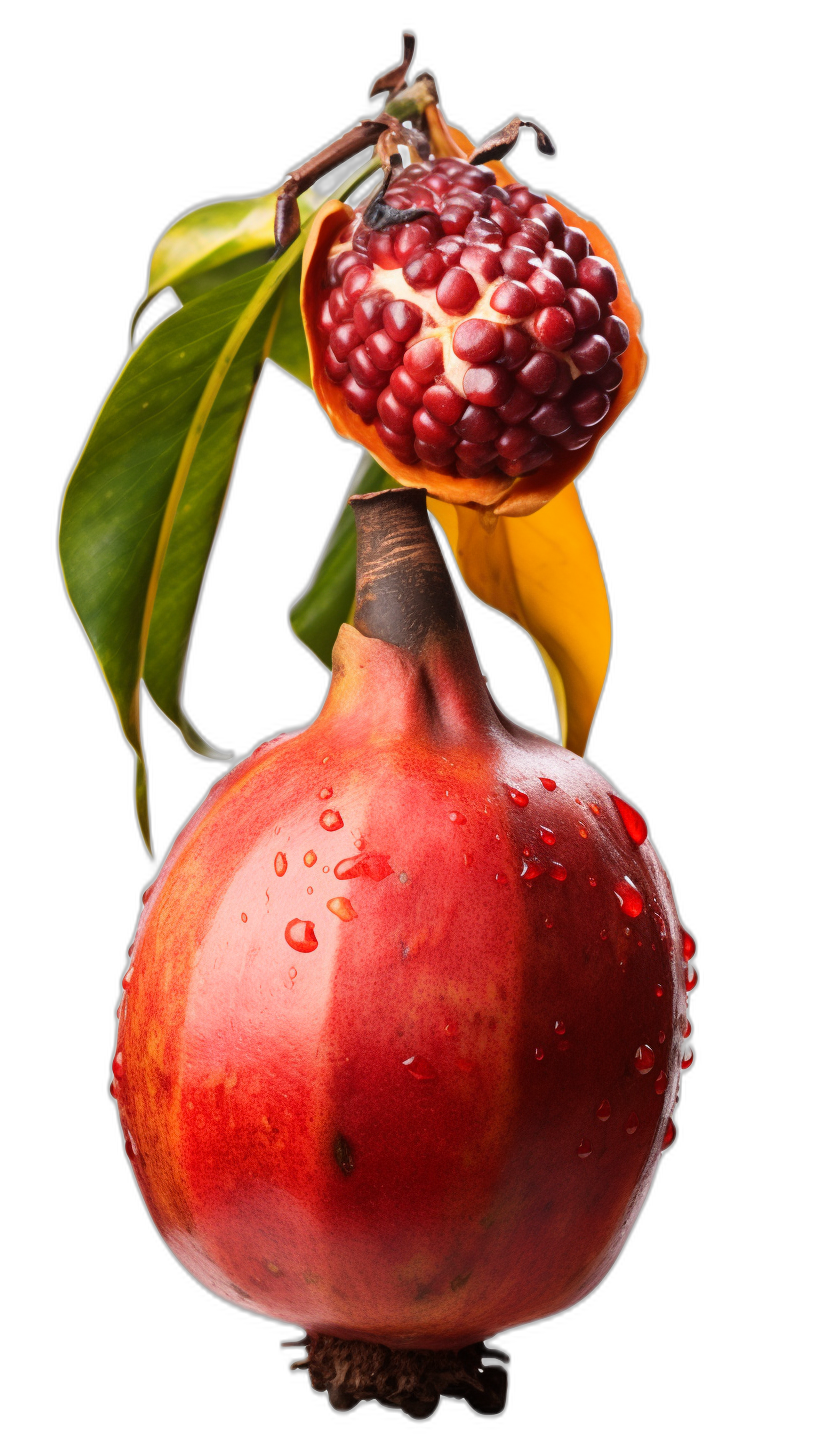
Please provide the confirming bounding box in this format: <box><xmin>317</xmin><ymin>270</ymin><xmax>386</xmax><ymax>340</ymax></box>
<box><xmin>113</xmin><ymin>489</ymin><xmax>690</xmax><ymax>1416</ymax></box>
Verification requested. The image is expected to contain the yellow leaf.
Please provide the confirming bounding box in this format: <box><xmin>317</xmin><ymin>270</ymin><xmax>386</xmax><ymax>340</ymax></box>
<box><xmin>428</xmin><ymin>486</ymin><xmax>610</xmax><ymax>756</ymax></box>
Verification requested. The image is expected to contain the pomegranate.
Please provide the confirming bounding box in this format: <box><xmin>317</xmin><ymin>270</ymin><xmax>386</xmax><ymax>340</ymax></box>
<box><xmin>112</xmin><ymin>488</ymin><xmax>694</xmax><ymax>1416</ymax></box>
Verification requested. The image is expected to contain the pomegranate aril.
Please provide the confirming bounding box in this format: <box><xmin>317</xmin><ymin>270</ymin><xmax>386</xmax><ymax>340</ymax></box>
<box><xmin>382</xmin><ymin>299</ymin><xmax>422</xmax><ymax>342</ymax></box>
<box><xmin>506</xmin><ymin>185</ymin><xmax>544</xmax><ymax>214</ymax></box>
<box><xmin>342</xmin><ymin>265</ymin><xmax>373</xmax><ymax>304</ymax></box>
<box><xmin>576</xmin><ymin>255</ymin><xmax>618</xmax><ymax>304</ymax></box>
<box><xmin>406</xmin><ymin>187</ymin><xmax>439</xmax><ymax>211</ymax></box>
<box><xmin>464</xmin><ymin>216</ymin><xmax>504</xmax><ymax>245</ymax></box>
<box><xmin>323</xmin><ymin>346</ymin><xmax>349</xmax><ymax>382</ymax></box>
<box><xmin>546</xmin><ymin>359</ymin><xmax>573</xmax><ymax>400</ymax></box>
<box><xmin>559</xmin><ymin>425</ymin><xmax>594</xmax><ymax>450</ymax></box>
<box><xmin>424</xmin><ymin>171</ymin><xmax>450</xmax><ymax>197</ymax></box>
<box><xmin>498</xmin><ymin>326</ymin><xmax>532</xmax><ymax>371</ymax></box>
<box><xmin>593</xmin><ymin>358</ymin><xmax>624</xmax><ymax>393</ymax></box>
<box><xmin>565</xmin><ymin>287</ymin><xmax>602</xmax><ymax>331</ymax></box>
<box><xmin>375</xmin><ymin>419</ymin><xmax>416</xmax><ymax>460</ymax></box>
<box><xmin>353</xmin><ymin>290</ymin><xmax>390</xmax><ymax>339</ymax></box>
<box><xmin>518</xmin><ymin>218</ymin><xmax>550</xmax><ymax>249</ymax></box>
<box><xmin>569</xmin><ymin>382</ymin><xmax>610</xmax><ymax>426</ymax></box>
<box><xmin>437</xmin><ymin>268</ymin><xmax>480</xmax><ymax>316</ymax></box>
<box><xmin>423</xmin><ymin>381</ymin><xmax>466</xmax><ymax>425</ymax></box>
<box><xmin>463</xmin><ymin>364</ymin><xmax>513</xmax><ymax>408</ymax></box>
<box><xmin>457</xmin><ymin>164</ymin><xmax>494</xmax><ymax>191</ymax></box>
<box><xmin>453</xmin><ymin>318</ymin><xmax>503</xmax><ymax>363</ymax></box>
<box><xmin>484</xmin><ymin>184</ymin><xmax>511</xmax><ymax>204</ymax></box>
<box><xmin>529</xmin><ymin>201</ymin><xmax>566</xmax><ymax>245</ymax></box>
<box><xmin>497</xmin><ymin>383</ymin><xmax>536</xmax><ymax>424</ymax></box>
<box><xmin>490</xmin><ymin>201</ymin><xmax>522</xmax><ymax>235</ymax></box>
<box><xmin>413</xmin><ymin>407</ymin><xmax>458</xmax><ymax>448</ymax></box>
<box><xmin>435</xmin><ymin>157</ymin><xmax>468</xmax><ymax>177</ymax></box>
<box><xmin>570</xmin><ymin>332</ymin><xmax>611</xmax><ymax>375</ymax></box>
<box><xmin>515</xmin><ymin>350</ymin><xmax>558</xmax><ymax>395</ymax></box>
<box><xmin>499</xmin><ymin>446</ymin><xmax>552</xmax><ymax>475</ymax></box>
<box><xmin>317</xmin><ymin>298</ymin><xmax>334</xmax><ymax>334</ymax></box>
<box><xmin>602</xmin><ymin>314</ymin><xmax>630</xmax><ymax>357</ymax></box>
<box><xmin>415</xmin><ymin>438</ymin><xmax>456</xmax><ymax>468</ymax></box>
<box><xmin>333</xmin><ymin>251</ymin><xmax>362</xmax><ymax>284</ymax></box>
<box><xmin>530</xmin><ymin>400</ymin><xmax>572</xmax><ymax>437</ymax></box>
<box><xmin>455</xmin><ymin>438</ymin><xmax>498</xmax><ymax>467</ymax></box>
<box><xmin>352</xmin><ymin>228</ymin><xmax>371</xmax><ymax>255</ymax></box>
<box><xmin>378</xmin><ymin>388</ymin><xmax>415</xmax><ymax>434</ymax></box>
<box><xmin>365</xmin><ymin>329</ymin><xmax>404</xmax><ymax>372</ymax></box>
<box><xmin>534</xmin><ymin>306</ymin><xmax>576</xmax><ymax>350</ymax></box>
<box><xmin>403</xmin><ymin>337</ymin><xmax>443</xmax><ymax>384</ymax></box>
<box><xmin>368</xmin><ymin>231</ymin><xmax>400</xmax><ymax>270</ymax></box>
<box><xmin>329</xmin><ymin>286</ymin><xmax>354</xmax><ymax>323</ymax></box>
<box><xmin>541</xmin><ymin>246</ymin><xmax>577</xmax><ymax>287</ymax></box>
<box><xmin>400</xmin><ymin>163</ymin><xmax>430</xmax><ymax>183</ymax></box>
<box><xmin>329</xmin><ymin>321</ymin><xmax>362</xmax><ymax>361</ymax></box>
<box><xmin>457</xmin><ymin>458</ymin><xmax>496</xmax><ymax>477</ymax></box>
<box><xmin>436</xmin><ymin>236</ymin><xmax>466</xmax><ymax>267</ymax></box>
<box><xmin>394</xmin><ymin>221</ymin><xmax>436</xmax><ymax>264</ymax></box>
<box><xmin>456</xmin><ymin>404</ymin><xmax>501</xmax><ymax>442</ymax></box>
<box><xmin>459</xmin><ymin>245</ymin><xmax>502</xmax><ymax>284</ymax></box>
<box><xmin>440</xmin><ymin>205</ymin><xmax>474</xmax><ymax>235</ymax></box>
<box><xmin>348</xmin><ymin>345</ymin><xmax>389</xmax><ymax>390</ymax></box>
<box><xmin>496</xmin><ymin>424</ymin><xmax>538</xmax><ymax>458</ymax></box>
<box><xmin>527</xmin><ymin>267</ymin><xmax>567</xmax><ymax>307</ymax></box>
<box><xmin>404</xmin><ymin>250</ymin><xmax>446</xmax><ymax>289</ymax></box>
<box><xmin>499</xmin><ymin>245</ymin><xmax>538</xmax><ymax>281</ymax></box>
<box><xmin>562</xmin><ymin>227</ymin><xmax>591</xmax><ymax>262</ymax></box>
<box><xmin>391</xmin><ymin>364</ymin><xmax>426</xmax><ymax>406</ymax></box>
<box><xmin>491</xmin><ymin>281</ymin><xmax>536</xmax><ymax>319</ymax></box>
<box><xmin>342</xmin><ymin>374</ymin><xmax>379</xmax><ymax>421</ymax></box>
<box><xmin>507</xmin><ymin>229</ymin><xmax>544</xmax><ymax>257</ymax></box>
<box><xmin>446</xmin><ymin>186</ymin><xmax>487</xmax><ymax>210</ymax></box>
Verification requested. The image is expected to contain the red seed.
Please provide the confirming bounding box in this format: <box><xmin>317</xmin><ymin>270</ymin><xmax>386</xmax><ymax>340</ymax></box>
<box><xmin>390</xmin><ymin>365</ymin><xmax>426</xmax><ymax>406</ymax></box>
<box><xmin>436</xmin><ymin>236</ymin><xmax>466</xmax><ymax>267</ymax></box>
<box><xmin>530</xmin><ymin>400</ymin><xmax>572</xmax><ymax>437</ymax></box>
<box><xmin>540</xmin><ymin>246</ymin><xmax>577</xmax><ymax>287</ymax></box>
<box><xmin>484</xmin><ymin>183</ymin><xmax>511</xmax><ymax>203</ymax></box>
<box><xmin>546</xmin><ymin>359</ymin><xmax>574</xmax><ymax>400</ymax></box>
<box><xmin>565</xmin><ymin>287</ymin><xmax>602</xmax><ymax>331</ymax></box>
<box><xmin>415</xmin><ymin>439</ymin><xmax>456</xmax><ymax>468</ymax></box>
<box><xmin>342</xmin><ymin>375</ymin><xmax>379</xmax><ymax>421</ymax></box>
<box><xmin>528</xmin><ymin>201</ymin><xmax>566</xmax><ymax>245</ymax></box>
<box><xmin>506</xmin><ymin>185</ymin><xmax>545</xmax><ymax>215</ymax></box>
<box><xmin>593</xmin><ymin>359</ymin><xmax>624</xmax><ymax>393</ymax></box>
<box><xmin>423</xmin><ymin>381</ymin><xmax>466</xmax><ymax>425</ymax></box>
<box><xmin>602</xmin><ymin>314</ymin><xmax>630</xmax><ymax>356</ymax></box>
<box><xmin>453</xmin><ymin>318</ymin><xmax>503</xmax><ymax>363</ymax></box>
<box><xmin>365</xmin><ymin>329</ymin><xmax>403</xmax><ymax>372</ymax></box>
<box><xmin>437</xmin><ymin>268</ymin><xmax>481</xmax><ymax>315</ymax></box>
<box><xmin>342</xmin><ymin>264</ymin><xmax>373</xmax><ymax>304</ymax></box>
<box><xmin>455</xmin><ymin>404</ymin><xmax>501</xmax><ymax>442</ymax></box>
<box><xmin>496</xmin><ymin>424</ymin><xmax>538</xmax><ymax>458</ymax></box>
<box><xmin>424</xmin><ymin>171</ymin><xmax>450</xmax><ymax>197</ymax></box>
<box><xmin>514</xmin><ymin>351</ymin><xmax>558</xmax><ymax>395</ymax></box>
<box><xmin>413</xmin><ymin>407</ymin><xmax>458</xmax><ymax>448</ymax></box>
<box><xmin>377</xmin><ymin>387</ymin><xmax>415</xmax><ymax>434</ymax></box>
<box><xmin>464</xmin><ymin>216</ymin><xmax>504</xmax><ymax>246</ymax></box>
<box><xmin>570</xmin><ymin>332</ymin><xmax>612</xmax><ymax>375</ymax></box>
<box><xmin>317</xmin><ymin>298</ymin><xmax>334</xmax><ymax>333</ymax></box>
<box><xmin>497</xmin><ymin>383</ymin><xmax>536</xmax><ymax>425</ymax></box>
<box><xmin>455</xmin><ymin>438</ymin><xmax>498</xmax><ymax>467</ymax></box>
<box><xmin>559</xmin><ymin>425</ymin><xmax>594</xmax><ymax>450</ymax></box>
<box><xmin>491</xmin><ymin>280</ymin><xmax>536</xmax><ymax>319</ymax></box>
<box><xmin>348</xmin><ymin>345</ymin><xmax>389</xmax><ymax>390</ymax></box>
<box><xmin>368</xmin><ymin>230</ymin><xmax>400</xmax><ymax>270</ymax></box>
<box><xmin>329</xmin><ymin>286</ymin><xmax>354</xmax><ymax>323</ymax></box>
<box><xmin>403</xmin><ymin>249</ymin><xmax>446</xmax><ymax>290</ymax></box>
<box><xmin>329</xmin><ymin>321</ymin><xmax>362</xmax><ymax>361</ymax></box>
<box><xmin>490</xmin><ymin>201</ymin><xmax>522</xmax><ymax>236</ymax></box>
<box><xmin>497</xmin><ymin>325</ymin><xmax>531</xmax><ymax>370</ymax></box>
<box><xmin>534</xmin><ymin>306</ymin><xmax>576</xmax><ymax>350</ymax></box>
<box><xmin>459</xmin><ymin>244</ymin><xmax>503</xmax><ymax>284</ymax></box>
<box><xmin>463</xmin><ymin>364</ymin><xmax>513</xmax><ymax>408</ymax></box>
<box><xmin>569</xmin><ymin>382</ymin><xmax>610</xmax><ymax>427</ymax></box>
<box><xmin>334</xmin><ymin>252</ymin><xmax>362</xmax><ymax>284</ymax></box>
<box><xmin>352</xmin><ymin>293</ymin><xmax>387</xmax><ymax>340</ymax></box>
<box><xmin>375</xmin><ymin>420</ymin><xmax>416</xmax><ymax>461</ymax></box>
<box><xmin>527</xmin><ymin>267</ymin><xmax>567</xmax><ymax>307</ymax></box>
<box><xmin>440</xmin><ymin>205</ymin><xmax>474</xmax><ymax>235</ymax></box>
<box><xmin>403</xmin><ymin>337</ymin><xmax>443</xmax><ymax>384</ymax></box>
<box><xmin>576</xmin><ymin>255</ymin><xmax>618</xmax><ymax>304</ymax></box>
<box><xmin>562</xmin><ymin>226</ymin><xmax>591</xmax><ymax>262</ymax></box>
<box><xmin>382</xmin><ymin>299</ymin><xmax>422</xmax><ymax>343</ymax></box>
<box><xmin>457</xmin><ymin>164</ymin><xmax>494</xmax><ymax>191</ymax></box>
<box><xmin>499</xmin><ymin>245</ymin><xmax>538</xmax><ymax>281</ymax></box>
<box><xmin>517</xmin><ymin>217</ymin><xmax>550</xmax><ymax>249</ymax></box>
<box><xmin>323</xmin><ymin>346</ymin><xmax>349</xmax><ymax>382</ymax></box>
<box><xmin>506</xmin><ymin>230</ymin><xmax>544</xmax><ymax>258</ymax></box>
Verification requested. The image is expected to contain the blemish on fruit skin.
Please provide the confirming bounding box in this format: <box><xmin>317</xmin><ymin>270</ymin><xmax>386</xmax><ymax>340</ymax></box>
<box><xmin>333</xmin><ymin>1133</ymin><xmax>354</xmax><ymax>1176</ymax></box>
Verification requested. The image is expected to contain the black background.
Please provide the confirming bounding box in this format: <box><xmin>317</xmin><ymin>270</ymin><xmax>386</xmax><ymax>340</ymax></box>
<box><xmin>36</xmin><ymin>28</ymin><xmax>740</xmax><ymax>1450</ymax></box>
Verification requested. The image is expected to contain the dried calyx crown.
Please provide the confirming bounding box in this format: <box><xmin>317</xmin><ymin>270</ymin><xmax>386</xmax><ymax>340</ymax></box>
<box><xmin>273</xmin><ymin>32</ymin><xmax>555</xmax><ymax>255</ymax></box>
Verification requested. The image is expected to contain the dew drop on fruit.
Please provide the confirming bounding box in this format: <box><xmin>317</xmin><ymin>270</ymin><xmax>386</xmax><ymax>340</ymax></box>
<box><xmin>577</xmin><ymin>1138</ymin><xmax>592</xmax><ymax>1158</ymax></box>
<box><xmin>682</xmin><ymin>930</ymin><xmax>696</xmax><ymax>961</ymax></box>
<box><xmin>635</xmin><ymin>1044</ymin><xmax>655</xmax><ymax>1074</ymax></box>
<box><xmin>403</xmin><ymin>1055</ymin><xmax>436</xmax><ymax>1081</ymax></box>
<box><xmin>682</xmin><ymin>1017</ymin><xmax>692</xmax><ymax>1039</ymax></box>
<box><xmin>655</xmin><ymin>983</ymin><xmax>664</xmax><ymax>997</ymax></box>
<box><xmin>306</xmin><ymin>886</ymin><xmax>313</xmax><ymax>894</ymax></box>
<box><xmin>600</xmin><ymin>928</ymin><xmax>608</xmax><ymax>940</ymax></box>
<box><xmin>127</xmin><ymin>942</ymin><xmax>135</xmax><ymax>956</ymax></box>
<box><xmin>661</xmin><ymin>1118</ymin><xmax>677</xmax><ymax>1150</ymax></box>
<box><xmin>614</xmin><ymin>878</ymin><xmax>644</xmax><ymax>918</ymax></box>
<box><xmin>449</xmin><ymin>810</ymin><xmax>467</xmax><ymax>824</ymax></box>
<box><xmin>285</xmin><ymin>919</ymin><xmax>318</xmax><ymax>953</ymax></box>
<box><xmin>304</xmin><ymin>850</ymin><xmax>317</xmax><ymax>867</ymax></box>
<box><xmin>335</xmin><ymin>852</ymin><xmax>393</xmax><ymax>881</ymax></box>
<box><xmin>589</xmin><ymin>803</ymin><xmax>601</xmax><ymax>816</ymax></box>
<box><xmin>496</xmin><ymin>872</ymin><xmax>508</xmax><ymax>885</ymax></box>
<box><xmin>463</xmin><ymin>851</ymin><xmax>473</xmax><ymax>866</ymax></box>
<box><xmin>142</xmin><ymin>884</ymin><xmax>155</xmax><ymax>905</ymax></box>
<box><xmin>109</xmin><ymin>1081</ymin><xmax>118</xmax><ymax>1099</ymax></box>
<box><xmin>327</xmin><ymin>897</ymin><xmax>357</xmax><ymax>921</ymax></box>
<box><xmin>318</xmin><ymin>787</ymin><xmax>333</xmax><ymax>800</ymax></box>
<box><xmin>625</xmin><ymin>1113</ymin><xmax>639</xmax><ymax>1135</ymax></box>
<box><xmin>112</xmin><ymin>1051</ymin><xmax>124</xmax><ymax>1081</ymax></box>
<box><xmin>122</xmin><ymin>967</ymin><xmax>133</xmax><ymax>988</ymax></box>
<box><xmin>609</xmin><ymin>794</ymin><xmax>648</xmax><ymax>845</ymax></box>
<box><xmin>540</xmin><ymin>826</ymin><xmax>556</xmax><ymax>845</ymax></box>
<box><xmin>686</xmin><ymin>967</ymin><xmax>699</xmax><ymax>993</ymax></box>
<box><xmin>445</xmin><ymin>1022</ymin><xmax>458</xmax><ymax>1037</ymax></box>
<box><xmin>544</xmin><ymin>916</ymin><xmax>554</xmax><ymax>929</ymax></box>
<box><xmin>456</xmin><ymin>1057</ymin><xmax>475</xmax><ymax>1072</ymax></box>
<box><xmin>596</xmin><ymin>1099</ymin><xmax>611</xmax><ymax>1121</ymax></box>
<box><xmin>320</xmin><ymin>810</ymin><xmax>343</xmax><ymax>831</ymax></box>
<box><xmin>658</xmin><ymin>1031</ymin><xmax>666</xmax><ymax>1044</ymax></box>
<box><xmin>274</xmin><ymin>852</ymin><xmax>287</xmax><ymax>877</ymax></box>
<box><xmin>540</xmin><ymin>777</ymin><xmax>556</xmax><ymax>791</ymax></box>
<box><xmin>549</xmin><ymin>862</ymin><xmax>567</xmax><ymax>882</ymax></box>
<box><xmin>681</xmin><ymin>1048</ymin><xmax>694</xmax><ymax>1071</ymax></box>
<box><xmin>507</xmin><ymin>787</ymin><xmax>529</xmax><ymax>806</ymax></box>
<box><xmin>555</xmin><ymin>1020</ymin><xmax>566</xmax><ymax>1036</ymax></box>
<box><xmin>577</xmin><ymin>821</ymin><xmax>588</xmax><ymax>838</ymax></box>
<box><xmin>655</xmin><ymin>1070</ymin><xmax>668</xmax><ymax>1095</ymax></box>
<box><xmin>521</xmin><ymin>862</ymin><xmax>543</xmax><ymax>880</ymax></box>
<box><xmin>588</xmin><ymin>876</ymin><xmax>597</xmax><ymax>888</ymax></box>
<box><xmin>535</xmin><ymin>1046</ymin><xmax>544</xmax><ymax>1060</ymax></box>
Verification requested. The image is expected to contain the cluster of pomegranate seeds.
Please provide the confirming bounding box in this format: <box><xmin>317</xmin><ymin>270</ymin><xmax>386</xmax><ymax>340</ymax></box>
<box><xmin>317</xmin><ymin>157</ymin><xmax>629</xmax><ymax>480</ymax></box>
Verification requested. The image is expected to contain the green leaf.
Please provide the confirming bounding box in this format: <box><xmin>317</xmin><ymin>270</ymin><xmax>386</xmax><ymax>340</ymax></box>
<box><xmin>289</xmin><ymin>456</ymin><xmax>395</xmax><ymax>666</ymax></box>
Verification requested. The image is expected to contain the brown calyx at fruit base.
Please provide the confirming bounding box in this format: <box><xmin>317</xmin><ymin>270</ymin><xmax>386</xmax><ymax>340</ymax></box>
<box><xmin>288</xmin><ymin>1333</ymin><xmax>508</xmax><ymax>1418</ymax></box>
<box><xmin>300</xmin><ymin>106</ymin><xmax>646</xmax><ymax>517</ymax></box>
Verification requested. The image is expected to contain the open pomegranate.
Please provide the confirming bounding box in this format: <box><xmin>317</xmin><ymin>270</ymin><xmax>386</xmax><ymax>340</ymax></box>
<box><xmin>112</xmin><ymin>488</ymin><xmax>694</xmax><ymax>1417</ymax></box>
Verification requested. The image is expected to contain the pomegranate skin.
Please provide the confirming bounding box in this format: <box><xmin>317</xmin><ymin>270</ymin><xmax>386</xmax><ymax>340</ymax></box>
<box><xmin>115</xmin><ymin>632</ymin><xmax>685</xmax><ymax>1351</ymax></box>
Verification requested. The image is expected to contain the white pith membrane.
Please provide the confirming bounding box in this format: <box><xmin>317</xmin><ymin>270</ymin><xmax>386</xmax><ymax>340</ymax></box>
<box><xmin>316</xmin><ymin>159</ymin><xmax>630</xmax><ymax>483</ymax></box>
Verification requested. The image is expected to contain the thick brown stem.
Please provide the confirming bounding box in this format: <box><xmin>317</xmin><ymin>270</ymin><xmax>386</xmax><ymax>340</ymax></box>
<box><xmin>291</xmin><ymin>1333</ymin><xmax>508</xmax><ymax>1418</ymax></box>
<box><xmin>350</xmin><ymin>488</ymin><xmax>468</xmax><ymax>653</ymax></box>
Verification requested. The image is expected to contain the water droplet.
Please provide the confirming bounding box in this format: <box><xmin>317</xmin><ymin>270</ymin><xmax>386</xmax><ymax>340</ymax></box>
<box><xmin>507</xmin><ymin>787</ymin><xmax>529</xmax><ymax>807</ymax></box>
<box><xmin>318</xmin><ymin>787</ymin><xmax>333</xmax><ymax>800</ymax></box>
<box><xmin>112</xmin><ymin>1051</ymin><xmax>124</xmax><ymax>1080</ymax></box>
<box><xmin>109</xmin><ymin>1081</ymin><xmax>118</xmax><ymax>1099</ymax></box>
<box><xmin>577</xmin><ymin>821</ymin><xmax>588</xmax><ymax>839</ymax></box>
<box><xmin>658</xmin><ymin>1030</ymin><xmax>666</xmax><ymax>1044</ymax></box>
<box><xmin>304</xmin><ymin>850</ymin><xmax>317</xmax><ymax>867</ymax></box>
<box><xmin>274</xmin><ymin>852</ymin><xmax>287</xmax><ymax>877</ymax></box>
<box><xmin>122</xmin><ymin>967</ymin><xmax>133</xmax><ymax>988</ymax></box>
<box><xmin>463</xmin><ymin>852</ymin><xmax>473</xmax><ymax>866</ymax></box>
<box><xmin>577</xmin><ymin>1138</ymin><xmax>592</xmax><ymax>1158</ymax></box>
<box><xmin>588</xmin><ymin>875</ymin><xmax>597</xmax><ymax>888</ymax></box>
<box><xmin>600</xmin><ymin>928</ymin><xmax>608</xmax><ymax>940</ymax></box>
<box><xmin>540</xmin><ymin>826</ymin><xmax>556</xmax><ymax>846</ymax></box>
<box><xmin>320</xmin><ymin>810</ymin><xmax>343</xmax><ymax>831</ymax></box>
<box><xmin>127</xmin><ymin>942</ymin><xmax>135</xmax><ymax>956</ymax></box>
<box><xmin>322</xmin><ymin>755</ymin><xmax>329</xmax><ymax>764</ymax></box>
<box><xmin>655</xmin><ymin>983</ymin><xmax>664</xmax><ymax>997</ymax></box>
<box><xmin>335</xmin><ymin>852</ymin><xmax>393</xmax><ymax>881</ymax></box>
<box><xmin>496</xmin><ymin>872</ymin><xmax>508</xmax><ymax>885</ymax></box>
<box><xmin>614</xmin><ymin>878</ymin><xmax>643</xmax><ymax>918</ymax></box>
<box><xmin>682</xmin><ymin>929</ymin><xmax>696</xmax><ymax>962</ymax></box>
<box><xmin>522</xmin><ymin>845</ymin><xmax>532</xmax><ymax>857</ymax></box>
<box><xmin>403</xmin><ymin>1055</ymin><xmax>436</xmax><ymax>1081</ymax></box>
<box><xmin>610</xmin><ymin>794</ymin><xmax>648</xmax><ymax>845</ymax></box>
<box><xmin>554</xmin><ymin>1020</ymin><xmax>566</xmax><ymax>1036</ymax></box>
<box><xmin>589</xmin><ymin>803</ymin><xmax>601</xmax><ymax>816</ymax></box>
<box><xmin>449</xmin><ymin>811</ymin><xmax>467</xmax><ymax>825</ymax></box>
<box><xmin>142</xmin><ymin>884</ymin><xmax>155</xmax><ymax>905</ymax></box>
<box><xmin>124</xmin><ymin>1133</ymin><xmax>138</xmax><ymax>1162</ymax></box>
<box><xmin>285</xmin><ymin>919</ymin><xmax>318</xmax><ymax>953</ymax></box>
<box><xmin>241</xmin><ymin>912</ymin><xmax>248</xmax><ymax>922</ymax></box>
<box><xmin>544</xmin><ymin>916</ymin><xmax>554</xmax><ymax>928</ymax></box>
<box><xmin>322</xmin><ymin>865</ymin><xmax>329</xmax><ymax>873</ymax></box>
<box><xmin>445</xmin><ymin>1022</ymin><xmax>458</xmax><ymax>1037</ymax></box>
<box><xmin>540</xmin><ymin>777</ymin><xmax>556</xmax><ymax>791</ymax></box>
<box><xmin>353</xmin><ymin>837</ymin><xmax>365</xmax><ymax>850</ymax></box>
<box><xmin>625</xmin><ymin>1113</ymin><xmax>639</xmax><ymax>1135</ymax></box>
<box><xmin>306</xmin><ymin>885</ymin><xmax>313</xmax><ymax>894</ymax></box>
<box><xmin>624</xmin><ymin>927</ymin><xmax>632</xmax><ymax>938</ymax></box>
<box><xmin>456</xmin><ymin>1057</ymin><xmax>475</xmax><ymax>1072</ymax></box>
<box><xmin>661</xmin><ymin>1118</ymin><xmax>677</xmax><ymax>1150</ymax></box>
<box><xmin>681</xmin><ymin>1048</ymin><xmax>694</xmax><ymax>1071</ymax></box>
<box><xmin>548</xmin><ymin>862</ymin><xmax>567</xmax><ymax>882</ymax></box>
<box><xmin>655</xmin><ymin>1070</ymin><xmax>668</xmax><ymax>1095</ymax></box>
<box><xmin>655</xmin><ymin>912</ymin><xmax>667</xmax><ymax>940</ymax></box>
<box><xmin>534</xmin><ymin>1046</ymin><xmax>544</xmax><ymax>1060</ymax></box>
<box><xmin>685</xmin><ymin>967</ymin><xmax>699</xmax><ymax>993</ymax></box>
<box><xmin>596</xmin><ymin>1099</ymin><xmax>611</xmax><ymax>1121</ymax></box>
<box><xmin>575</xmin><ymin>797</ymin><xmax>582</xmax><ymax>805</ymax></box>
<box><xmin>635</xmin><ymin>1044</ymin><xmax>656</xmax><ymax>1074</ymax></box>
<box><xmin>327</xmin><ymin>896</ymin><xmax>356</xmax><ymax>921</ymax></box>
<box><xmin>521</xmin><ymin>861</ymin><xmax>543</xmax><ymax>880</ymax></box>
<box><xmin>682</xmin><ymin>1017</ymin><xmax>692</xmax><ymax>1039</ymax></box>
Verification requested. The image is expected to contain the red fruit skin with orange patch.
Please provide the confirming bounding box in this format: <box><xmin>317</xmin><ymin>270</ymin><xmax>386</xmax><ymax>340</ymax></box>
<box><xmin>114</xmin><ymin>627</ymin><xmax>684</xmax><ymax>1349</ymax></box>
